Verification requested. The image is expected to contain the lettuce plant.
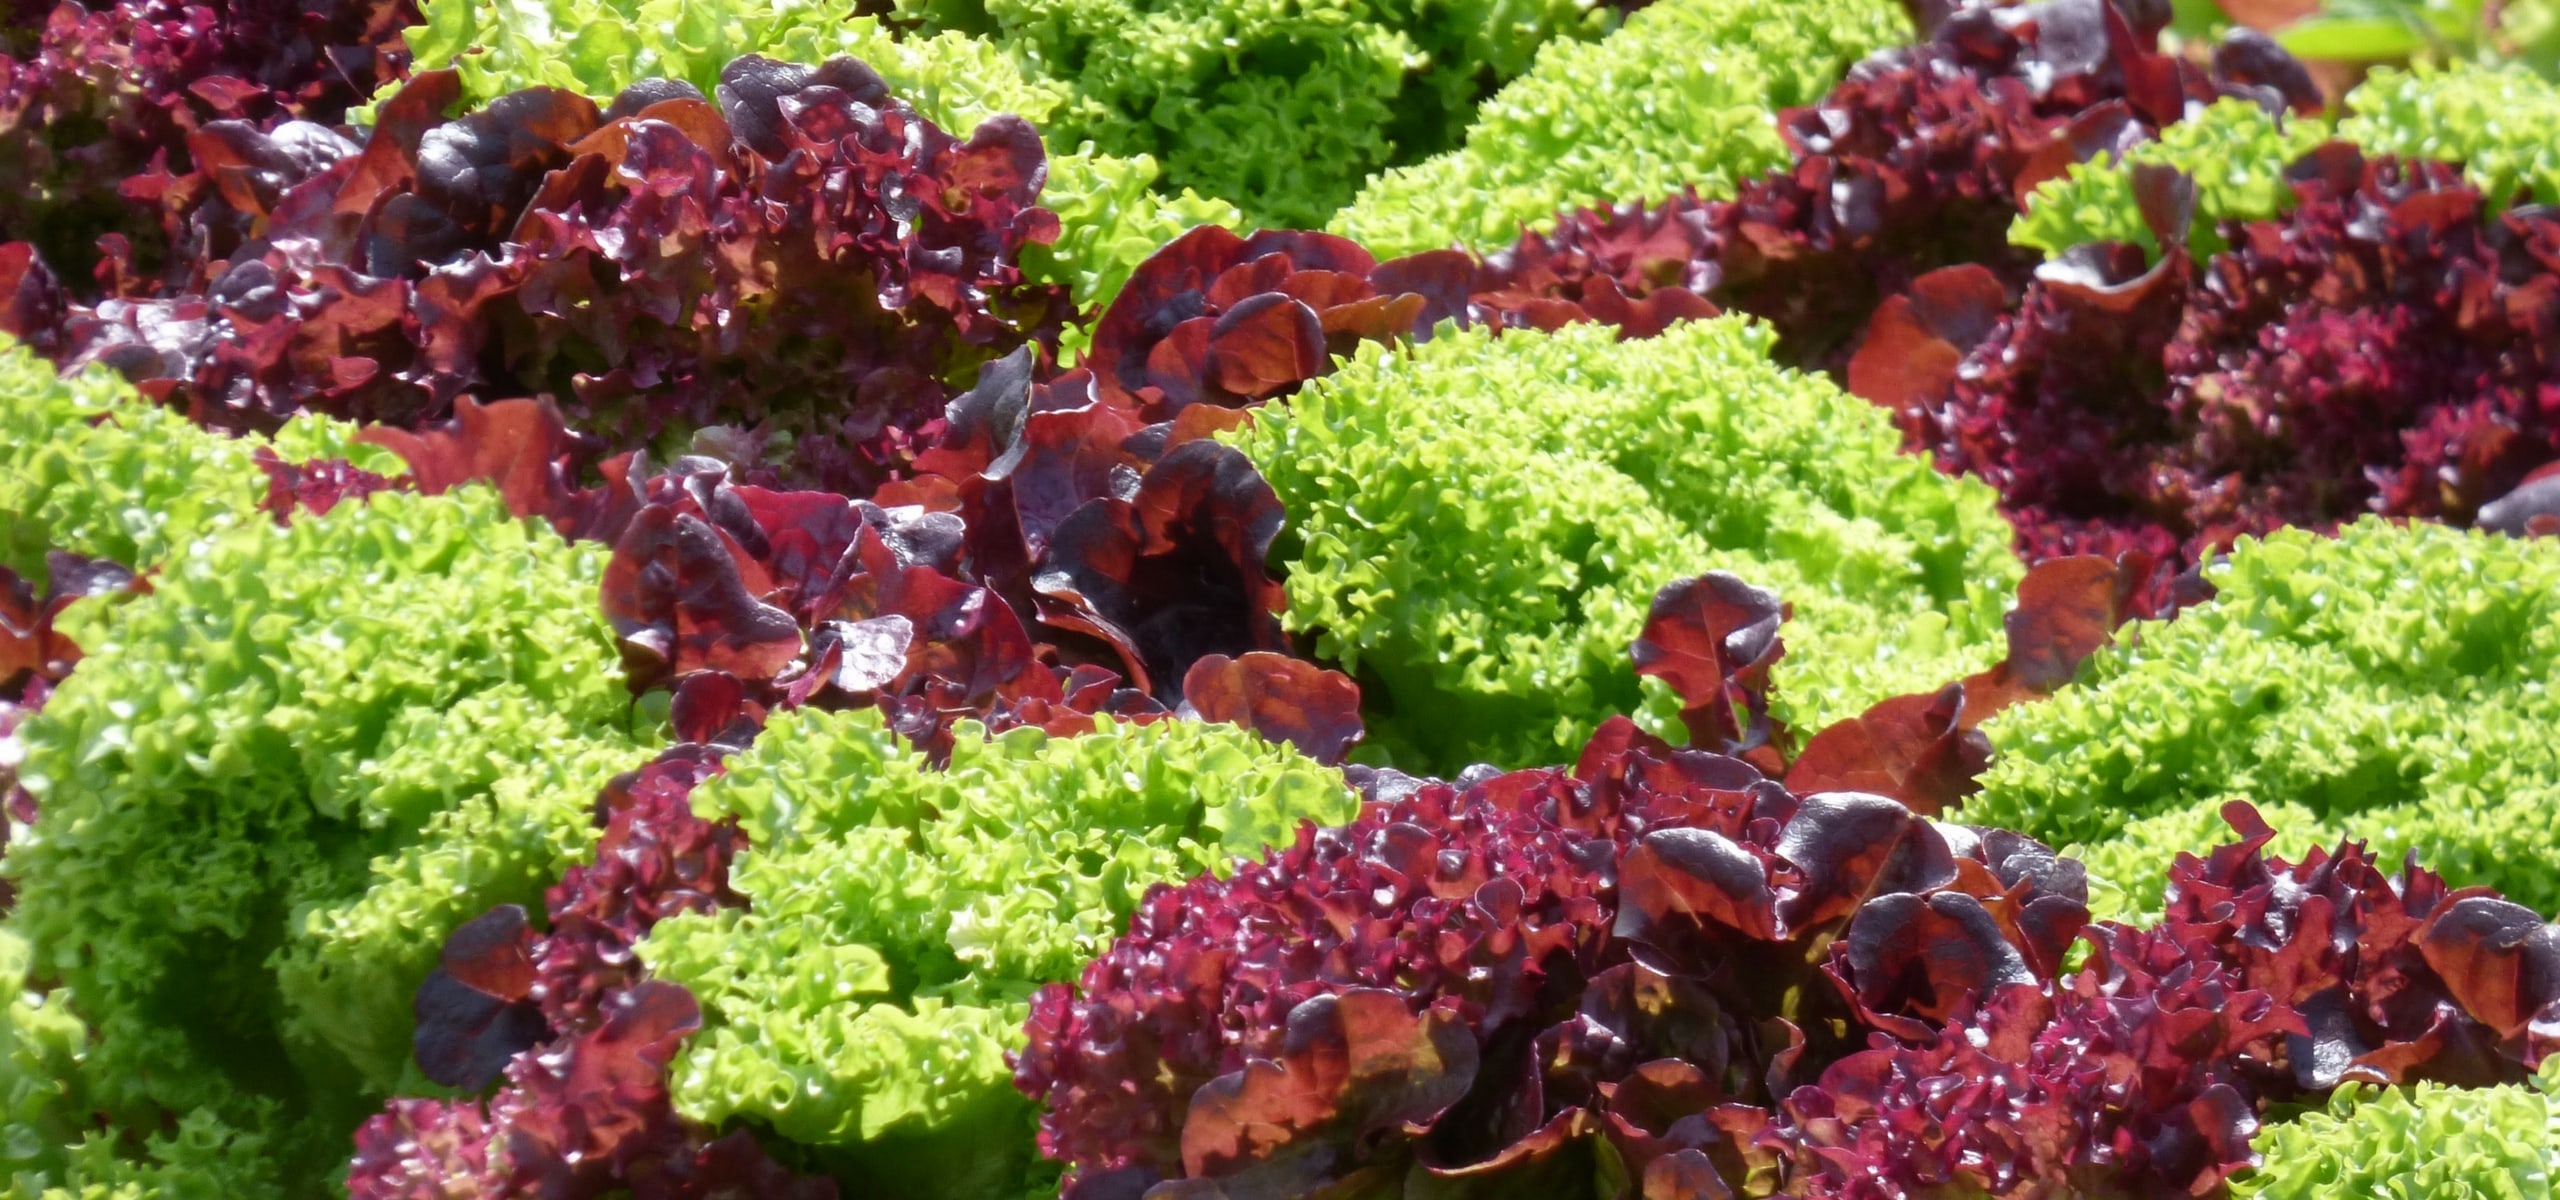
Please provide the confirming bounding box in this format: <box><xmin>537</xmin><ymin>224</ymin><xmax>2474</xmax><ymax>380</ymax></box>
<box><xmin>8</xmin><ymin>56</ymin><xmax>1073</xmax><ymax>499</ymax></box>
<box><xmin>2</xmin><ymin>392</ymin><xmax>651</xmax><ymax>1196</ymax></box>
<box><xmin>1966</xmin><ymin>520</ymin><xmax>2560</xmax><ymax>920</ymax></box>
<box><xmin>1022</xmin><ymin>712</ymin><xmax>2558</xmax><ymax>1198</ymax></box>
<box><xmin>0</xmin><ymin>0</ymin><xmax>416</xmax><ymax>290</ymax></box>
<box><xmin>393</xmin><ymin>0</ymin><xmax>1241</xmax><ymax>310</ymax></box>
<box><xmin>1885</xmin><ymin>148</ymin><xmax>2560</xmax><ymax>598</ymax></box>
<box><xmin>1228</xmin><ymin>316</ymin><xmax>2022</xmax><ymax>773</ymax></box>
<box><xmin>1330</xmin><ymin>0</ymin><xmax>1906</xmax><ymax>258</ymax></box>
<box><xmin>2236</xmin><ymin>1062</ymin><xmax>2560</xmax><ymax>1199</ymax></box>
<box><xmin>1459</xmin><ymin>0</ymin><xmax>2323</xmax><ymax>375</ymax></box>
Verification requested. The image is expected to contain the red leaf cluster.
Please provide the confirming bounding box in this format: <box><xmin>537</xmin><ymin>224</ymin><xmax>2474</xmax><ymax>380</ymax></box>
<box><xmin>1468</xmin><ymin>0</ymin><xmax>2318</xmax><ymax>372</ymax></box>
<box><xmin>1022</xmin><ymin>737</ymin><xmax>2559</xmax><ymax>1200</ymax></box>
<box><xmin>1014</xmin><ymin>715</ymin><xmax>2097</xmax><ymax>1197</ymax></box>
<box><xmin>1886</xmin><ymin>149</ymin><xmax>2560</xmax><ymax>606</ymax></box>
<box><xmin>0</xmin><ymin>0</ymin><xmax>416</xmax><ymax>291</ymax></box>
<box><xmin>4</xmin><ymin>54</ymin><xmax>1072</xmax><ymax>498</ymax></box>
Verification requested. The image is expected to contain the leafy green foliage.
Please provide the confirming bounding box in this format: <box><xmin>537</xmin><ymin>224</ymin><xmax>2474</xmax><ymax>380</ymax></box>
<box><xmin>1967</xmin><ymin>519</ymin><xmax>2560</xmax><ymax>920</ymax></box>
<box><xmin>2259</xmin><ymin>0</ymin><xmax>2560</xmax><ymax>80</ymax></box>
<box><xmin>3</xmin><ymin>482</ymin><xmax>651</xmax><ymax>1194</ymax></box>
<box><xmin>1328</xmin><ymin>0</ymin><xmax>1906</xmax><ymax>257</ymax></box>
<box><xmin>0</xmin><ymin>339</ymin><xmax>388</xmax><ymax>587</ymax></box>
<box><xmin>2339</xmin><ymin>60</ymin><xmax>2560</xmax><ymax>208</ymax></box>
<box><xmin>635</xmin><ymin>707</ymin><xmax>1354</xmax><ymax>1199</ymax></box>
<box><xmin>1227</xmin><ymin>316</ymin><xmax>2021</xmax><ymax>773</ymax></box>
<box><xmin>2011</xmin><ymin>98</ymin><xmax>2334</xmax><ymax>260</ymax></box>
<box><xmin>886</xmin><ymin>0</ymin><xmax>1618</xmax><ymax>228</ymax></box>
<box><xmin>2236</xmin><ymin>1059</ymin><xmax>2560</xmax><ymax>1199</ymax></box>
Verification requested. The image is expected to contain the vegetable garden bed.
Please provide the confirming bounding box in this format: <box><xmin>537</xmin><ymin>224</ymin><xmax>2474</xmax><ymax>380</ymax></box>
<box><xmin>1</xmin><ymin>0</ymin><xmax>2556</xmax><ymax>1195</ymax></box>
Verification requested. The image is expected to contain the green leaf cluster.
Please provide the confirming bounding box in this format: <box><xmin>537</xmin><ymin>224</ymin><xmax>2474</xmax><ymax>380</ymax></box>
<box><xmin>2340</xmin><ymin>60</ymin><xmax>2560</xmax><ymax>209</ymax></box>
<box><xmin>0</xmin><ymin>339</ymin><xmax>390</xmax><ymax>587</ymax></box>
<box><xmin>892</xmin><ymin>0</ymin><xmax>1619</xmax><ymax>229</ymax></box>
<box><xmin>2011</xmin><ymin>98</ymin><xmax>2334</xmax><ymax>261</ymax></box>
<box><xmin>1327</xmin><ymin>0</ymin><xmax>1906</xmax><ymax>257</ymax></box>
<box><xmin>2236</xmin><ymin>1058</ymin><xmax>2560</xmax><ymax>1199</ymax></box>
<box><xmin>1225</xmin><ymin>316</ymin><xmax>2022</xmax><ymax>774</ymax></box>
<box><xmin>1966</xmin><ymin>519</ymin><xmax>2560</xmax><ymax>924</ymax></box>
<box><xmin>636</xmin><ymin>707</ymin><xmax>1355</xmax><ymax>1200</ymax></box>
<box><xmin>0</xmin><ymin>345</ymin><xmax>653</xmax><ymax>1194</ymax></box>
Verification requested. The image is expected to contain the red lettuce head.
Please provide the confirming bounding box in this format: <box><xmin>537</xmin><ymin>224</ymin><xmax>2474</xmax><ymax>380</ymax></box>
<box><xmin>1890</xmin><ymin>149</ymin><xmax>2560</xmax><ymax>607</ymax></box>
<box><xmin>22</xmin><ymin>54</ymin><xmax>1071</xmax><ymax>498</ymax></box>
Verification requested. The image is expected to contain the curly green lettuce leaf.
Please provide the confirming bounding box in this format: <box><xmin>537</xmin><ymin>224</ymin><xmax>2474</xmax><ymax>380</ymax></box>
<box><xmin>1968</xmin><ymin>519</ymin><xmax>2560</xmax><ymax>920</ymax></box>
<box><xmin>1225</xmin><ymin>316</ymin><xmax>2021</xmax><ymax>774</ymax></box>
<box><xmin>1328</xmin><ymin>0</ymin><xmax>1907</xmax><ymax>257</ymax></box>
<box><xmin>638</xmin><ymin>707</ymin><xmax>1355</xmax><ymax>1200</ymax></box>
<box><xmin>2340</xmin><ymin>60</ymin><xmax>2560</xmax><ymax>211</ymax></box>
<box><xmin>935</xmin><ymin>0</ymin><xmax>1621</xmax><ymax>228</ymax></box>
<box><xmin>4</xmin><ymin>484</ymin><xmax>650</xmax><ymax>1194</ymax></box>
<box><xmin>2235</xmin><ymin>1059</ymin><xmax>2560</xmax><ymax>1199</ymax></box>
<box><xmin>0</xmin><ymin>338</ymin><xmax>394</xmax><ymax>586</ymax></box>
<box><xmin>2012</xmin><ymin>98</ymin><xmax>2335</xmax><ymax>261</ymax></box>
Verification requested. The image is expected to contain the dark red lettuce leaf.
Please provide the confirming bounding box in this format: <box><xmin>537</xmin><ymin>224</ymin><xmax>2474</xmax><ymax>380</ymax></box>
<box><xmin>1031</xmin><ymin>439</ymin><xmax>1290</xmax><ymax>699</ymax></box>
<box><xmin>251</xmin><ymin>447</ymin><xmax>400</xmax><ymax>523</ymax></box>
<box><xmin>411</xmin><ymin>904</ymin><xmax>547</xmax><ymax>1092</ymax></box>
<box><xmin>1628</xmin><ymin>573</ymin><xmax>1787</xmax><ymax>768</ymax></box>
<box><xmin>1178</xmin><ymin>652</ymin><xmax>1364</xmax><ymax>765</ymax></box>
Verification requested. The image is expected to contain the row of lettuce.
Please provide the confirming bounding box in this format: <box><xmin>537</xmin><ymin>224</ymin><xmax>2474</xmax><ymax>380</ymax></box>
<box><xmin>5</xmin><ymin>327</ymin><xmax>2558</xmax><ymax>1197</ymax></box>
<box><xmin>0</xmin><ymin>0</ymin><xmax>2558</xmax><ymax>1195</ymax></box>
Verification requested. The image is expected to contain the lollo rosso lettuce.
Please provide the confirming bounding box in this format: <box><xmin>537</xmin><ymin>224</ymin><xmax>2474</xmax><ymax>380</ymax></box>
<box><xmin>0</xmin><ymin>361</ymin><xmax>654</xmax><ymax>1193</ymax></box>
<box><xmin>392</xmin><ymin>0</ymin><xmax>1243</xmax><ymax>311</ymax></box>
<box><xmin>1964</xmin><ymin>519</ymin><xmax>2560</xmax><ymax>923</ymax></box>
<box><xmin>1875</xmin><ymin>144</ymin><xmax>2560</xmax><ymax>602</ymax></box>
<box><xmin>1226</xmin><ymin>315</ymin><xmax>2022</xmax><ymax>774</ymax></box>
<box><xmin>1330</xmin><ymin>0</ymin><xmax>1906</xmax><ymax>258</ymax></box>
<box><xmin>0</xmin><ymin>0</ymin><xmax>417</xmax><ymax>293</ymax></box>
<box><xmin>1446</xmin><ymin>0</ymin><xmax>2322</xmax><ymax>378</ymax></box>
<box><xmin>399</xmin><ymin>0</ymin><xmax>1623</xmax><ymax>233</ymax></box>
<box><xmin>3</xmin><ymin>53</ymin><xmax>1074</xmax><ymax>500</ymax></box>
<box><xmin>1019</xmin><ymin>690</ymin><xmax>2560</xmax><ymax>1198</ymax></box>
